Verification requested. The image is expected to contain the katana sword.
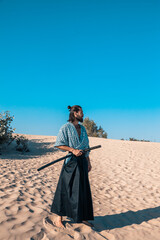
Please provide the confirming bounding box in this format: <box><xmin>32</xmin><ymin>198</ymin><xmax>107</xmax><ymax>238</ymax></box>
<box><xmin>37</xmin><ymin>145</ymin><xmax>101</xmax><ymax>172</ymax></box>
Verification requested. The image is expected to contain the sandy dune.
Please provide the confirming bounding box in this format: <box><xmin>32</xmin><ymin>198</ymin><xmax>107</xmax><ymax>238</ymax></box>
<box><xmin>0</xmin><ymin>134</ymin><xmax>160</xmax><ymax>240</ymax></box>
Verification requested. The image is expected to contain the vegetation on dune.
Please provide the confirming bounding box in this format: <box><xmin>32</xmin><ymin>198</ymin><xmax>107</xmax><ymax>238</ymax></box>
<box><xmin>83</xmin><ymin>117</ymin><xmax>107</xmax><ymax>138</ymax></box>
<box><xmin>0</xmin><ymin>111</ymin><xmax>151</xmax><ymax>155</ymax></box>
<box><xmin>121</xmin><ymin>137</ymin><xmax>150</xmax><ymax>142</ymax></box>
<box><xmin>0</xmin><ymin>111</ymin><xmax>29</xmax><ymax>153</ymax></box>
<box><xmin>0</xmin><ymin>111</ymin><xmax>15</xmax><ymax>145</ymax></box>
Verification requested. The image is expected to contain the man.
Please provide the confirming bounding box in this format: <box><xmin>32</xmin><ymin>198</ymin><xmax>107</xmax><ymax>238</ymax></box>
<box><xmin>50</xmin><ymin>105</ymin><xmax>94</xmax><ymax>228</ymax></box>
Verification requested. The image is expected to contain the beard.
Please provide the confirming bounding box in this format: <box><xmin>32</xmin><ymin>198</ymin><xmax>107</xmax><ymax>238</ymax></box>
<box><xmin>76</xmin><ymin>116</ymin><xmax>83</xmax><ymax>122</ymax></box>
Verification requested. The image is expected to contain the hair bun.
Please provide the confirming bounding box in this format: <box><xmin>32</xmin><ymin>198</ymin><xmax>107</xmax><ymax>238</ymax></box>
<box><xmin>67</xmin><ymin>105</ymin><xmax>72</xmax><ymax>111</ymax></box>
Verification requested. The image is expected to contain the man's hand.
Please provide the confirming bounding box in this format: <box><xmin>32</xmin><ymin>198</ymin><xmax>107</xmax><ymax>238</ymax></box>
<box><xmin>88</xmin><ymin>161</ymin><xmax>92</xmax><ymax>172</ymax></box>
<box><xmin>72</xmin><ymin>149</ymin><xmax>83</xmax><ymax>157</ymax></box>
<box><xmin>86</xmin><ymin>157</ymin><xmax>92</xmax><ymax>172</ymax></box>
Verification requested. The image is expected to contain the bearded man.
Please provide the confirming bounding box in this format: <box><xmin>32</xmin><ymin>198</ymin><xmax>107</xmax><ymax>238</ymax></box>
<box><xmin>50</xmin><ymin>105</ymin><xmax>94</xmax><ymax>228</ymax></box>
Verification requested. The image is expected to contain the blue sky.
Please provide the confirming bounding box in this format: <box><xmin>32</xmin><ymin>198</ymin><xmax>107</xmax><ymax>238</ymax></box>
<box><xmin>0</xmin><ymin>0</ymin><xmax>160</xmax><ymax>141</ymax></box>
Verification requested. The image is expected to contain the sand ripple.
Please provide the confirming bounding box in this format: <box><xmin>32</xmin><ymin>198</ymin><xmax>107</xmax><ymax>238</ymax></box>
<box><xmin>0</xmin><ymin>135</ymin><xmax>160</xmax><ymax>239</ymax></box>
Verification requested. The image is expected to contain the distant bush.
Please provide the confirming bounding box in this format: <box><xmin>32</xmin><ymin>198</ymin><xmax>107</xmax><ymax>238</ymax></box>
<box><xmin>0</xmin><ymin>111</ymin><xmax>29</xmax><ymax>153</ymax></box>
<box><xmin>129</xmin><ymin>137</ymin><xmax>150</xmax><ymax>142</ymax></box>
<box><xmin>121</xmin><ymin>137</ymin><xmax>150</xmax><ymax>142</ymax></box>
<box><xmin>83</xmin><ymin>117</ymin><xmax>107</xmax><ymax>138</ymax></box>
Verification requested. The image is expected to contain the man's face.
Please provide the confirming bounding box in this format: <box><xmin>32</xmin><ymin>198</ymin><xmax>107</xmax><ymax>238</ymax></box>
<box><xmin>75</xmin><ymin>108</ymin><xmax>84</xmax><ymax>122</ymax></box>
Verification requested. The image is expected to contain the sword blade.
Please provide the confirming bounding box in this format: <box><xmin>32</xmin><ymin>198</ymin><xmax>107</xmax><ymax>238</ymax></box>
<box><xmin>37</xmin><ymin>145</ymin><xmax>101</xmax><ymax>172</ymax></box>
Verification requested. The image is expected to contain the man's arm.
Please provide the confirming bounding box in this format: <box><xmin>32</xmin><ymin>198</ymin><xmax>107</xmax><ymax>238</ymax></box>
<box><xmin>57</xmin><ymin>146</ymin><xmax>92</xmax><ymax>172</ymax></box>
<box><xmin>86</xmin><ymin>156</ymin><xmax>92</xmax><ymax>172</ymax></box>
<box><xmin>56</xmin><ymin>145</ymin><xmax>83</xmax><ymax>157</ymax></box>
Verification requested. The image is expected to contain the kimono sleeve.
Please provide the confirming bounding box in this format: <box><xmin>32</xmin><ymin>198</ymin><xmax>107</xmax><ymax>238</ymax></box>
<box><xmin>54</xmin><ymin>125</ymin><xmax>69</xmax><ymax>151</ymax></box>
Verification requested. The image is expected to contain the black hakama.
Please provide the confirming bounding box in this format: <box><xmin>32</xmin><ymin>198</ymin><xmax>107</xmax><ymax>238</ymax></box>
<box><xmin>51</xmin><ymin>154</ymin><xmax>94</xmax><ymax>223</ymax></box>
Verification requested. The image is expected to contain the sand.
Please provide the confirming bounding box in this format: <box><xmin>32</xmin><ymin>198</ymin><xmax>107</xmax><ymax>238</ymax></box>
<box><xmin>0</xmin><ymin>134</ymin><xmax>160</xmax><ymax>240</ymax></box>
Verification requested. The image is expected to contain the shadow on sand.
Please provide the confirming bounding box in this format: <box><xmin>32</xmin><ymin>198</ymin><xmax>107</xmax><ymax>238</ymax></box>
<box><xmin>0</xmin><ymin>139</ymin><xmax>59</xmax><ymax>160</ymax></box>
<box><xmin>94</xmin><ymin>206</ymin><xmax>160</xmax><ymax>231</ymax></box>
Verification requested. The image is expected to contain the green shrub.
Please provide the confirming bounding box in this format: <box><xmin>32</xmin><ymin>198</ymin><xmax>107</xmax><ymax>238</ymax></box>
<box><xmin>83</xmin><ymin>117</ymin><xmax>107</xmax><ymax>138</ymax></box>
<box><xmin>0</xmin><ymin>111</ymin><xmax>29</xmax><ymax>152</ymax></box>
<box><xmin>0</xmin><ymin>111</ymin><xmax>15</xmax><ymax>145</ymax></box>
<box><xmin>15</xmin><ymin>134</ymin><xmax>29</xmax><ymax>152</ymax></box>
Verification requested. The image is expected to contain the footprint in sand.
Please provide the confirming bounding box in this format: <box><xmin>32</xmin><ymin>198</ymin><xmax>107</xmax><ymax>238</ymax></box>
<box><xmin>42</xmin><ymin>217</ymin><xmax>60</xmax><ymax>235</ymax></box>
<box><xmin>30</xmin><ymin>229</ymin><xmax>49</xmax><ymax>240</ymax></box>
<box><xmin>43</xmin><ymin>217</ymin><xmax>86</xmax><ymax>239</ymax></box>
<box><xmin>43</xmin><ymin>215</ymin><xmax>115</xmax><ymax>240</ymax></box>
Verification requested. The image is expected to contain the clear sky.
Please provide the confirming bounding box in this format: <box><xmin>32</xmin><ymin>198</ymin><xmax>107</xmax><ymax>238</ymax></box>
<box><xmin>0</xmin><ymin>0</ymin><xmax>160</xmax><ymax>142</ymax></box>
